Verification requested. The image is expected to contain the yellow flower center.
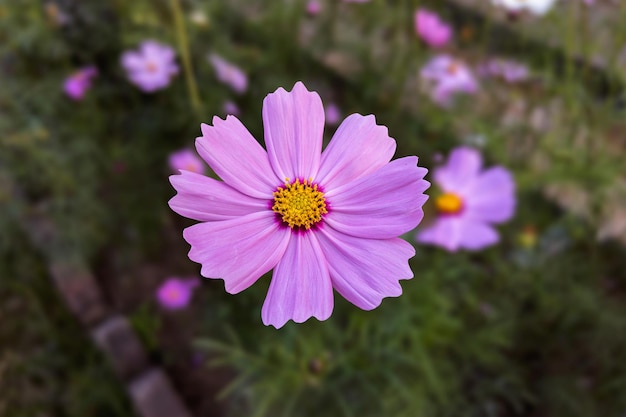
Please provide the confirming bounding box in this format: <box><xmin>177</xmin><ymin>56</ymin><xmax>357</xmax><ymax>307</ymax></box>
<box><xmin>146</xmin><ymin>62</ymin><xmax>158</xmax><ymax>73</ymax></box>
<box><xmin>435</xmin><ymin>192</ymin><xmax>463</xmax><ymax>215</ymax></box>
<box><xmin>272</xmin><ymin>178</ymin><xmax>328</xmax><ymax>230</ymax></box>
<box><xmin>446</xmin><ymin>62</ymin><xmax>459</xmax><ymax>75</ymax></box>
<box><xmin>165</xmin><ymin>287</ymin><xmax>182</xmax><ymax>300</ymax></box>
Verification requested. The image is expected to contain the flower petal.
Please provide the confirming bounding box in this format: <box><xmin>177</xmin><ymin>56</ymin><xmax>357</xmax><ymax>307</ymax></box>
<box><xmin>169</xmin><ymin>170</ymin><xmax>267</xmax><ymax>221</ymax></box>
<box><xmin>121</xmin><ymin>51</ymin><xmax>144</xmax><ymax>71</ymax></box>
<box><xmin>316</xmin><ymin>114</ymin><xmax>396</xmax><ymax>190</ymax></box>
<box><xmin>196</xmin><ymin>116</ymin><xmax>279</xmax><ymax>198</ymax></box>
<box><xmin>184</xmin><ymin>212</ymin><xmax>290</xmax><ymax>294</ymax></box>
<box><xmin>261</xmin><ymin>232</ymin><xmax>333</xmax><ymax>328</ymax></box>
<box><xmin>324</xmin><ymin>156</ymin><xmax>430</xmax><ymax>239</ymax></box>
<box><xmin>415</xmin><ymin>217</ymin><xmax>463</xmax><ymax>252</ymax></box>
<box><xmin>457</xmin><ymin>221</ymin><xmax>499</xmax><ymax>250</ymax></box>
<box><xmin>434</xmin><ymin>147</ymin><xmax>482</xmax><ymax>194</ymax></box>
<box><xmin>416</xmin><ymin>216</ymin><xmax>499</xmax><ymax>251</ymax></box>
<box><xmin>465</xmin><ymin>167</ymin><xmax>516</xmax><ymax>223</ymax></box>
<box><xmin>262</xmin><ymin>82</ymin><xmax>324</xmax><ymax>181</ymax></box>
<box><xmin>318</xmin><ymin>227</ymin><xmax>414</xmax><ymax>310</ymax></box>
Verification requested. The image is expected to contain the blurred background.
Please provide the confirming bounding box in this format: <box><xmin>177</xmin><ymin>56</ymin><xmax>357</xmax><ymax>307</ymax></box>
<box><xmin>2</xmin><ymin>0</ymin><xmax>626</xmax><ymax>416</ymax></box>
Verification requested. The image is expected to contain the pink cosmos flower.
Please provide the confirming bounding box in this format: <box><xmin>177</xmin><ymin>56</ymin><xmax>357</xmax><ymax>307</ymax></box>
<box><xmin>420</xmin><ymin>55</ymin><xmax>478</xmax><ymax>106</ymax></box>
<box><xmin>121</xmin><ymin>40</ymin><xmax>179</xmax><ymax>92</ymax></box>
<box><xmin>222</xmin><ymin>100</ymin><xmax>241</xmax><ymax>117</ymax></box>
<box><xmin>169</xmin><ymin>82</ymin><xmax>429</xmax><ymax>328</ymax></box>
<box><xmin>325</xmin><ymin>103</ymin><xmax>341</xmax><ymax>125</ymax></box>
<box><xmin>156</xmin><ymin>277</ymin><xmax>199</xmax><ymax>310</ymax></box>
<box><xmin>415</xmin><ymin>9</ymin><xmax>453</xmax><ymax>48</ymax></box>
<box><xmin>416</xmin><ymin>147</ymin><xmax>515</xmax><ymax>251</ymax></box>
<box><xmin>306</xmin><ymin>0</ymin><xmax>322</xmax><ymax>15</ymax></box>
<box><xmin>208</xmin><ymin>53</ymin><xmax>248</xmax><ymax>94</ymax></box>
<box><xmin>169</xmin><ymin>148</ymin><xmax>205</xmax><ymax>174</ymax></box>
<box><xmin>479</xmin><ymin>58</ymin><xmax>529</xmax><ymax>83</ymax></box>
<box><xmin>63</xmin><ymin>66</ymin><xmax>97</xmax><ymax>100</ymax></box>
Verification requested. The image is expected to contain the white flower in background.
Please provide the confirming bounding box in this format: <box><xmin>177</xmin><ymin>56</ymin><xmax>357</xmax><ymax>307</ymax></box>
<box><xmin>491</xmin><ymin>0</ymin><xmax>557</xmax><ymax>16</ymax></box>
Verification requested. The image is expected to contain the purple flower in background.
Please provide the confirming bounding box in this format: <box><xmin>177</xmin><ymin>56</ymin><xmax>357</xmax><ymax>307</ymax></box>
<box><xmin>415</xmin><ymin>9</ymin><xmax>453</xmax><ymax>48</ymax></box>
<box><xmin>121</xmin><ymin>40</ymin><xmax>179</xmax><ymax>92</ymax></box>
<box><xmin>156</xmin><ymin>277</ymin><xmax>199</xmax><ymax>310</ymax></box>
<box><xmin>420</xmin><ymin>55</ymin><xmax>478</xmax><ymax>106</ymax></box>
<box><xmin>169</xmin><ymin>149</ymin><xmax>205</xmax><ymax>174</ymax></box>
<box><xmin>479</xmin><ymin>58</ymin><xmax>529</xmax><ymax>83</ymax></box>
<box><xmin>222</xmin><ymin>100</ymin><xmax>240</xmax><ymax>116</ymax></box>
<box><xmin>169</xmin><ymin>82</ymin><xmax>429</xmax><ymax>328</ymax></box>
<box><xmin>306</xmin><ymin>0</ymin><xmax>322</xmax><ymax>15</ymax></box>
<box><xmin>208</xmin><ymin>54</ymin><xmax>248</xmax><ymax>94</ymax></box>
<box><xmin>63</xmin><ymin>66</ymin><xmax>97</xmax><ymax>100</ymax></box>
<box><xmin>416</xmin><ymin>147</ymin><xmax>515</xmax><ymax>251</ymax></box>
<box><xmin>325</xmin><ymin>103</ymin><xmax>341</xmax><ymax>125</ymax></box>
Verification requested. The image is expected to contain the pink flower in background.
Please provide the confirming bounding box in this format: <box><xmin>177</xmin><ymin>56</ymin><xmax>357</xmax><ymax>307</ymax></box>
<box><xmin>415</xmin><ymin>9</ymin><xmax>453</xmax><ymax>48</ymax></box>
<box><xmin>325</xmin><ymin>103</ymin><xmax>341</xmax><ymax>125</ymax></box>
<box><xmin>306</xmin><ymin>0</ymin><xmax>322</xmax><ymax>15</ymax></box>
<box><xmin>416</xmin><ymin>147</ymin><xmax>515</xmax><ymax>251</ymax></box>
<box><xmin>222</xmin><ymin>100</ymin><xmax>240</xmax><ymax>116</ymax></box>
<box><xmin>169</xmin><ymin>149</ymin><xmax>205</xmax><ymax>174</ymax></box>
<box><xmin>63</xmin><ymin>66</ymin><xmax>97</xmax><ymax>100</ymax></box>
<box><xmin>479</xmin><ymin>58</ymin><xmax>529</xmax><ymax>83</ymax></box>
<box><xmin>156</xmin><ymin>277</ymin><xmax>199</xmax><ymax>310</ymax></box>
<box><xmin>121</xmin><ymin>40</ymin><xmax>179</xmax><ymax>92</ymax></box>
<box><xmin>169</xmin><ymin>82</ymin><xmax>429</xmax><ymax>328</ymax></box>
<box><xmin>208</xmin><ymin>54</ymin><xmax>248</xmax><ymax>94</ymax></box>
<box><xmin>420</xmin><ymin>55</ymin><xmax>478</xmax><ymax>106</ymax></box>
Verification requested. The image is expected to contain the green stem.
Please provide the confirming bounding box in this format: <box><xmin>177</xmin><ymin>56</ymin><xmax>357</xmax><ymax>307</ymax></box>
<box><xmin>170</xmin><ymin>0</ymin><xmax>202</xmax><ymax>117</ymax></box>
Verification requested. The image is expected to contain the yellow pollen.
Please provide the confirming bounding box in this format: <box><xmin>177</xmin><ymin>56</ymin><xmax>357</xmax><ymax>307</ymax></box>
<box><xmin>446</xmin><ymin>62</ymin><xmax>459</xmax><ymax>75</ymax></box>
<box><xmin>435</xmin><ymin>192</ymin><xmax>463</xmax><ymax>215</ymax></box>
<box><xmin>272</xmin><ymin>178</ymin><xmax>327</xmax><ymax>230</ymax></box>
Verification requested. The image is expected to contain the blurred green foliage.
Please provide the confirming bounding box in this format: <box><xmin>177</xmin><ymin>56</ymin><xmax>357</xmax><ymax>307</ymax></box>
<box><xmin>2</xmin><ymin>0</ymin><xmax>626</xmax><ymax>416</ymax></box>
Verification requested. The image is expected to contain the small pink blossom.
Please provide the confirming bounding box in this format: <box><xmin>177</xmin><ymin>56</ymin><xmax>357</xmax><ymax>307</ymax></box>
<box><xmin>416</xmin><ymin>147</ymin><xmax>515</xmax><ymax>251</ymax></box>
<box><xmin>479</xmin><ymin>58</ymin><xmax>529</xmax><ymax>83</ymax></box>
<box><xmin>415</xmin><ymin>9</ymin><xmax>453</xmax><ymax>48</ymax></box>
<box><xmin>208</xmin><ymin>54</ymin><xmax>248</xmax><ymax>94</ymax></box>
<box><xmin>420</xmin><ymin>55</ymin><xmax>478</xmax><ymax>106</ymax></box>
<box><xmin>63</xmin><ymin>66</ymin><xmax>97</xmax><ymax>101</ymax></box>
<box><xmin>121</xmin><ymin>40</ymin><xmax>179</xmax><ymax>92</ymax></box>
<box><xmin>169</xmin><ymin>149</ymin><xmax>205</xmax><ymax>174</ymax></box>
<box><xmin>325</xmin><ymin>103</ymin><xmax>341</xmax><ymax>125</ymax></box>
<box><xmin>306</xmin><ymin>0</ymin><xmax>322</xmax><ymax>15</ymax></box>
<box><xmin>223</xmin><ymin>100</ymin><xmax>241</xmax><ymax>116</ymax></box>
<box><xmin>156</xmin><ymin>277</ymin><xmax>199</xmax><ymax>310</ymax></box>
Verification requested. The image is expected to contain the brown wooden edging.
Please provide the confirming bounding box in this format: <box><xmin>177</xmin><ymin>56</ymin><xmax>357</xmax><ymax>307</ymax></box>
<box><xmin>22</xmin><ymin>208</ymin><xmax>195</xmax><ymax>417</ymax></box>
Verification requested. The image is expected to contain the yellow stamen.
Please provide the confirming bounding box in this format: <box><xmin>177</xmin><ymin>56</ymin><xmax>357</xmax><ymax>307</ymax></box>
<box><xmin>435</xmin><ymin>192</ymin><xmax>463</xmax><ymax>215</ymax></box>
<box><xmin>272</xmin><ymin>178</ymin><xmax>327</xmax><ymax>230</ymax></box>
<box><xmin>146</xmin><ymin>62</ymin><xmax>158</xmax><ymax>73</ymax></box>
<box><xmin>446</xmin><ymin>62</ymin><xmax>459</xmax><ymax>75</ymax></box>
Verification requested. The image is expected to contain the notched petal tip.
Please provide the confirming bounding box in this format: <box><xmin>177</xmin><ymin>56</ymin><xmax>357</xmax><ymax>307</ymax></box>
<box><xmin>262</xmin><ymin>310</ymin><xmax>333</xmax><ymax>329</ymax></box>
